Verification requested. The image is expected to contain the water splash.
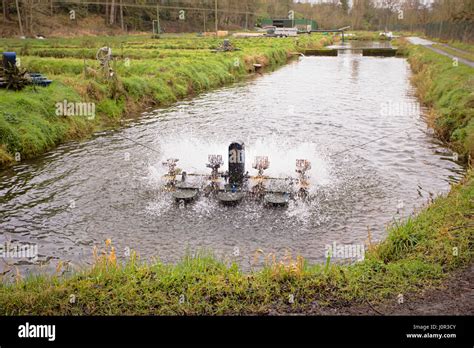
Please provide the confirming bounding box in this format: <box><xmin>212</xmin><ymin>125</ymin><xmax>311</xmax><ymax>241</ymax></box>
<box><xmin>143</xmin><ymin>134</ymin><xmax>335</xmax><ymax>218</ymax></box>
<box><xmin>146</xmin><ymin>134</ymin><xmax>333</xmax><ymax>188</ymax></box>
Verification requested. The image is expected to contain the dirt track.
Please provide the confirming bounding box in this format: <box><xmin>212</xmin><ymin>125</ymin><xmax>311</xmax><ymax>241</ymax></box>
<box><xmin>326</xmin><ymin>263</ymin><xmax>473</xmax><ymax>315</ymax></box>
<box><xmin>269</xmin><ymin>263</ymin><xmax>474</xmax><ymax>316</ymax></box>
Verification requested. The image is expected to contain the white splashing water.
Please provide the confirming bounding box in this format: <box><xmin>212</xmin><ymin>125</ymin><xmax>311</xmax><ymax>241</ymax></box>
<box><xmin>144</xmin><ymin>134</ymin><xmax>335</xmax><ymax>217</ymax></box>
<box><xmin>149</xmin><ymin>135</ymin><xmax>332</xmax><ymax>183</ymax></box>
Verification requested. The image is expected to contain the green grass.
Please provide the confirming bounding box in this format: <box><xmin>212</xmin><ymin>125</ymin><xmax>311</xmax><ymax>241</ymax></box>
<box><xmin>431</xmin><ymin>39</ymin><xmax>474</xmax><ymax>55</ymax></box>
<box><xmin>432</xmin><ymin>44</ymin><xmax>474</xmax><ymax>62</ymax></box>
<box><xmin>399</xmin><ymin>39</ymin><xmax>474</xmax><ymax>160</ymax></box>
<box><xmin>0</xmin><ymin>171</ymin><xmax>471</xmax><ymax>315</ymax></box>
<box><xmin>344</xmin><ymin>31</ymin><xmax>393</xmax><ymax>41</ymax></box>
<box><xmin>1</xmin><ymin>33</ymin><xmax>472</xmax><ymax>315</ymax></box>
<box><xmin>0</xmin><ymin>82</ymin><xmax>95</xmax><ymax>161</ymax></box>
<box><xmin>0</xmin><ymin>33</ymin><xmax>334</xmax><ymax>166</ymax></box>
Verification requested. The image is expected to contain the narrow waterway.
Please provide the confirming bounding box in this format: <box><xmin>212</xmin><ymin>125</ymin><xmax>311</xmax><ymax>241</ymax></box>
<box><xmin>0</xmin><ymin>45</ymin><xmax>463</xmax><ymax>275</ymax></box>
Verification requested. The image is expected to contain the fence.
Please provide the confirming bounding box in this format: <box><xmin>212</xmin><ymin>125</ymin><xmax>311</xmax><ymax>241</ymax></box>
<box><xmin>392</xmin><ymin>20</ymin><xmax>474</xmax><ymax>43</ymax></box>
<box><xmin>423</xmin><ymin>21</ymin><xmax>473</xmax><ymax>43</ymax></box>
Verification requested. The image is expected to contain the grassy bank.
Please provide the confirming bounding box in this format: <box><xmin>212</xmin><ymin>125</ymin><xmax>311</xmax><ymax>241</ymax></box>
<box><xmin>0</xmin><ymin>33</ymin><xmax>333</xmax><ymax>167</ymax></box>
<box><xmin>0</xmin><ymin>170</ymin><xmax>471</xmax><ymax>315</ymax></box>
<box><xmin>432</xmin><ymin>43</ymin><xmax>474</xmax><ymax>62</ymax></box>
<box><xmin>1</xmin><ymin>34</ymin><xmax>472</xmax><ymax>315</ymax></box>
<box><xmin>431</xmin><ymin>38</ymin><xmax>474</xmax><ymax>55</ymax></box>
<box><xmin>398</xmin><ymin>39</ymin><xmax>474</xmax><ymax>161</ymax></box>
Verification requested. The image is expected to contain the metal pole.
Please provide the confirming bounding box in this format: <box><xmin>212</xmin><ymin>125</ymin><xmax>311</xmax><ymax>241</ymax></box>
<box><xmin>214</xmin><ymin>0</ymin><xmax>218</xmax><ymax>33</ymax></box>
<box><xmin>291</xmin><ymin>7</ymin><xmax>294</xmax><ymax>28</ymax></box>
<box><xmin>156</xmin><ymin>4</ymin><xmax>160</xmax><ymax>35</ymax></box>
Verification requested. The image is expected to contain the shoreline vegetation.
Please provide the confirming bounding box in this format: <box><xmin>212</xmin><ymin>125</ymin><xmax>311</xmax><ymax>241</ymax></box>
<box><xmin>0</xmin><ymin>170</ymin><xmax>472</xmax><ymax>315</ymax></box>
<box><xmin>0</xmin><ymin>33</ymin><xmax>333</xmax><ymax>167</ymax></box>
<box><xmin>0</xmin><ymin>33</ymin><xmax>473</xmax><ymax>315</ymax></box>
<box><xmin>397</xmin><ymin>38</ymin><xmax>474</xmax><ymax>162</ymax></box>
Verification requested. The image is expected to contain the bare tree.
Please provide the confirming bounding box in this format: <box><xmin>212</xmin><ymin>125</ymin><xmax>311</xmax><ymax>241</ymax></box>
<box><xmin>2</xmin><ymin>0</ymin><xmax>7</xmax><ymax>21</ymax></box>
<box><xmin>110</xmin><ymin>0</ymin><xmax>115</xmax><ymax>25</ymax></box>
<box><xmin>29</xmin><ymin>0</ymin><xmax>33</xmax><ymax>34</ymax></box>
<box><xmin>15</xmin><ymin>0</ymin><xmax>24</xmax><ymax>36</ymax></box>
<box><xmin>120</xmin><ymin>0</ymin><xmax>124</xmax><ymax>30</ymax></box>
<box><xmin>105</xmin><ymin>0</ymin><xmax>109</xmax><ymax>24</ymax></box>
<box><xmin>351</xmin><ymin>0</ymin><xmax>369</xmax><ymax>30</ymax></box>
<box><xmin>379</xmin><ymin>0</ymin><xmax>401</xmax><ymax>31</ymax></box>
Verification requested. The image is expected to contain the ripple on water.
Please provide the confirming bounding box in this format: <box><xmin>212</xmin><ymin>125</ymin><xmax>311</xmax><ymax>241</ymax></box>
<box><xmin>0</xmin><ymin>52</ymin><xmax>464</xmax><ymax>275</ymax></box>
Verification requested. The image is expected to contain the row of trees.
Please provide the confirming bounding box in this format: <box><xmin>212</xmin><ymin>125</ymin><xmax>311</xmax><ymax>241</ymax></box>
<box><xmin>0</xmin><ymin>0</ymin><xmax>473</xmax><ymax>40</ymax></box>
<box><xmin>1</xmin><ymin>0</ymin><xmax>267</xmax><ymax>35</ymax></box>
<box><xmin>293</xmin><ymin>0</ymin><xmax>473</xmax><ymax>32</ymax></box>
